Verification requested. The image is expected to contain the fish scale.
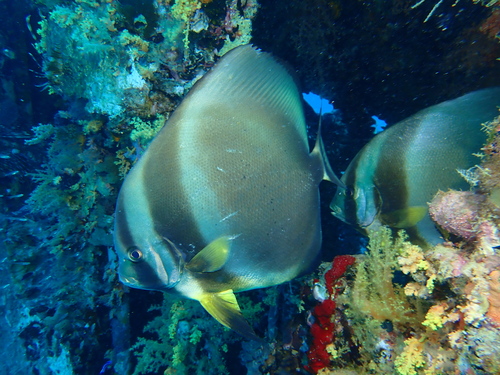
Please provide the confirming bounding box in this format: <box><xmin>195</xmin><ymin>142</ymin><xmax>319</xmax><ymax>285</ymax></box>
<box><xmin>331</xmin><ymin>87</ymin><xmax>500</xmax><ymax>248</ymax></box>
<box><xmin>114</xmin><ymin>45</ymin><xmax>340</xmax><ymax>340</ymax></box>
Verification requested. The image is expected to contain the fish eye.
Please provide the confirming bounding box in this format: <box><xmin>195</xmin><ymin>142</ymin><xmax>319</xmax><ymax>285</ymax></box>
<box><xmin>127</xmin><ymin>246</ymin><xmax>143</xmax><ymax>262</ymax></box>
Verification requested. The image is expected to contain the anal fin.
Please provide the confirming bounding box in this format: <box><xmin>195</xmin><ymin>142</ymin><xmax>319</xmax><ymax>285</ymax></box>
<box><xmin>199</xmin><ymin>289</ymin><xmax>263</xmax><ymax>342</ymax></box>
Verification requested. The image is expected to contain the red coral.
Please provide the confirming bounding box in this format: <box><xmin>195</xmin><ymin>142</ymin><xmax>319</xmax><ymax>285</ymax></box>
<box><xmin>310</xmin><ymin>321</ymin><xmax>334</xmax><ymax>345</ymax></box>
<box><xmin>325</xmin><ymin>255</ymin><xmax>356</xmax><ymax>294</ymax></box>
<box><xmin>307</xmin><ymin>327</ymin><xmax>332</xmax><ymax>373</ymax></box>
<box><xmin>306</xmin><ymin>255</ymin><xmax>356</xmax><ymax>374</ymax></box>
<box><xmin>313</xmin><ymin>299</ymin><xmax>336</xmax><ymax>327</ymax></box>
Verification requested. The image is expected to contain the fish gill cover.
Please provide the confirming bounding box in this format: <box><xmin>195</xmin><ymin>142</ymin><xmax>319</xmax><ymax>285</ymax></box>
<box><xmin>0</xmin><ymin>0</ymin><xmax>499</xmax><ymax>374</ymax></box>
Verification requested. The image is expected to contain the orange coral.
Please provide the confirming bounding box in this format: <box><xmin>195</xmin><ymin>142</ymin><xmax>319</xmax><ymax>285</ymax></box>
<box><xmin>487</xmin><ymin>270</ymin><xmax>500</xmax><ymax>325</ymax></box>
<box><xmin>479</xmin><ymin>8</ymin><xmax>500</xmax><ymax>40</ymax></box>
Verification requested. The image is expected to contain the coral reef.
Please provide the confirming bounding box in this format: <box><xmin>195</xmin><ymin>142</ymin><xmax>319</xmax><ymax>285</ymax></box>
<box><xmin>2</xmin><ymin>0</ymin><xmax>499</xmax><ymax>373</ymax></box>
<box><xmin>304</xmin><ymin>224</ymin><xmax>500</xmax><ymax>374</ymax></box>
<box><xmin>1</xmin><ymin>111</ymin><xmax>127</xmax><ymax>374</ymax></box>
<box><xmin>299</xmin><ymin>113</ymin><xmax>500</xmax><ymax>375</ymax></box>
<box><xmin>306</xmin><ymin>255</ymin><xmax>356</xmax><ymax>373</ymax></box>
<box><xmin>33</xmin><ymin>0</ymin><xmax>258</xmax><ymax>121</ymax></box>
<box><xmin>2</xmin><ymin>1</ymin><xmax>261</xmax><ymax>373</ymax></box>
<box><xmin>131</xmin><ymin>298</ymin><xmax>234</xmax><ymax>374</ymax></box>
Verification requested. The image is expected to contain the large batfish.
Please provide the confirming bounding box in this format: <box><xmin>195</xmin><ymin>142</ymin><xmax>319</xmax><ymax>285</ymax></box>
<box><xmin>114</xmin><ymin>45</ymin><xmax>340</xmax><ymax>339</ymax></box>
<box><xmin>331</xmin><ymin>87</ymin><xmax>500</xmax><ymax>247</ymax></box>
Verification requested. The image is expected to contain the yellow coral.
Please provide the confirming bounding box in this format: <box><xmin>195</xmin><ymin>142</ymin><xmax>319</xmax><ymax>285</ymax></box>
<box><xmin>129</xmin><ymin>115</ymin><xmax>165</xmax><ymax>145</ymax></box>
<box><xmin>425</xmin><ymin>274</ymin><xmax>436</xmax><ymax>294</ymax></box>
<box><xmin>171</xmin><ymin>0</ymin><xmax>202</xmax><ymax>22</ymax></box>
<box><xmin>118</xmin><ymin>30</ymin><xmax>149</xmax><ymax>54</ymax></box>
<box><xmin>217</xmin><ymin>0</ymin><xmax>259</xmax><ymax>56</ymax></box>
<box><xmin>404</xmin><ymin>282</ymin><xmax>427</xmax><ymax>297</ymax></box>
<box><xmin>170</xmin><ymin>0</ymin><xmax>203</xmax><ymax>51</ymax></box>
<box><xmin>398</xmin><ymin>239</ymin><xmax>436</xmax><ymax>294</ymax></box>
<box><xmin>395</xmin><ymin>337</ymin><xmax>425</xmax><ymax>375</ymax></box>
<box><xmin>350</xmin><ymin>227</ymin><xmax>417</xmax><ymax>324</ymax></box>
<box><xmin>422</xmin><ymin>303</ymin><xmax>447</xmax><ymax>330</ymax></box>
<box><xmin>326</xmin><ymin>343</ymin><xmax>339</xmax><ymax>358</ymax></box>
<box><xmin>398</xmin><ymin>242</ymin><xmax>429</xmax><ymax>274</ymax></box>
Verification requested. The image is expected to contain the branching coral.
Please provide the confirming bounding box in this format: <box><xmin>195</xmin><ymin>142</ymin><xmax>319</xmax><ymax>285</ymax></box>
<box><xmin>350</xmin><ymin>227</ymin><xmax>420</xmax><ymax>325</ymax></box>
<box><xmin>394</xmin><ymin>337</ymin><xmax>425</xmax><ymax>375</ymax></box>
<box><xmin>217</xmin><ymin>0</ymin><xmax>259</xmax><ymax>56</ymax></box>
<box><xmin>33</xmin><ymin>0</ymin><xmax>259</xmax><ymax>121</ymax></box>
<box><xmin>321</xmin><ymin>215</ymin><xmax>500</xmax><ymax>374</ymax></box>
<box><xmin>132</xmin><ymin>297</ymin><xmax>233</xmax><ymax>375</ymax></box>
<box><xmin>129</xmin><ymin>114</ymin><xmax>166</xmax><ymax>146</ymax></box>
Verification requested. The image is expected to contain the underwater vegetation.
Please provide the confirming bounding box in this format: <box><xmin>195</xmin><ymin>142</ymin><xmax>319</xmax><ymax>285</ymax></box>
<box><xmin>330</xmin><ymin>88</ymin><xmax>500</xmax><ymax>248</ymax></box>
<box><xmin>0</xmin><ymin>0</ymin><xmax>499</xmax><ymax>374</ymax></box>
<box><xmin>3</xmin><ymin>0</ymin><xmax>261</xmax><ymax>373</ymax></box>
<box><xmin>32</xmin><ymin>0</ymin><xmax>258</xmax><ymax>120</ymax></box>
<box><xmin>301</xmin><ymin>114</ymin><xmax>500</xmax><ymax>374</ymax></box>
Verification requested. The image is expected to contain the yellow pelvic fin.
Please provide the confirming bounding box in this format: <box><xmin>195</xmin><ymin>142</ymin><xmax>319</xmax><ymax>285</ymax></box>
<box><xmin>380</xmin><ymin>206</ymin><xmax>427</xmax><ymax>228</ymax></box>
<box><xmin>199</xmin><ymin>289</ymin><xmax>262</xmax><ymax>341</ymax></box>
<box><xmin>489</xmin><ymin>188</ymin><xmax>500</xmax><ymax>208</ymax></box>
<box><xmin>186</xmin><ymin>236</ymin><xmax>231</xmax><ymax>273</ymax></box>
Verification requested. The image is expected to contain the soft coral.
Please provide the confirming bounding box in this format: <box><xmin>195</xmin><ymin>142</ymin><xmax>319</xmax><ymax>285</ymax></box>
<box><xmin>306</xmin><ymin>255</ymin><xmax>356</xmax><ymax>373</ymax></box>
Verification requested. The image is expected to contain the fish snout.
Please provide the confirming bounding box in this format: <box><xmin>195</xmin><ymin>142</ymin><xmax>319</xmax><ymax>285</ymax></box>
<box><xmin>116</xmin><ymin>246</ymin><xmax>175</xmax><ymax>291</ymax></box>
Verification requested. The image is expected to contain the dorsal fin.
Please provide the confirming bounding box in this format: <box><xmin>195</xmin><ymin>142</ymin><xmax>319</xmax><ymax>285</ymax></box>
<box><xmin>181</xmin><ymin>45</ymin><xmax>308</xmax><ymax>147</ymax></box>
<box><xmin>311</xmin><ymin>114</ymin><xmax>345</xmax><ymax>187</ymax></box>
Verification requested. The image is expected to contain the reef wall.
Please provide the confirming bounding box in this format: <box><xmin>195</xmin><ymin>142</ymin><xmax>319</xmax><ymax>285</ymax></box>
<box><xmin>0</xmin><ymin>0</ymin><xmax>498</xmax><ymax>374</ymax></box>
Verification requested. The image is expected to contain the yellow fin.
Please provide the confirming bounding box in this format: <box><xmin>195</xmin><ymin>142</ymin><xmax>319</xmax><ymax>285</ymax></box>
<box><xmin>199</xmin><ymin>290</ymin><xmax>262</xmax><ymax>341</ymax></box>
<box><xmin>380</xmin><ymin>206</ymin><xmax>427</xmax><ymax>228</ymax></box>
<box><xmin>489</xmin><ymin>188</ymin><xmax>500</xmax><ymax>208</ymax></box>
<box><xmin>186</xmin><ymin>236</ymin><xmax>231</xmax><ymax>273</ymax></box>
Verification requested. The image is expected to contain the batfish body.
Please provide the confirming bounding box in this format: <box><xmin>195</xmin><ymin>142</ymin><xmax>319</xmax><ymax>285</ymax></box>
<box><xmin>114</xmin><ymin>45</ymin><xmax>338</xmax><ymax>339</ymax></box>
<box><xmin>331</xmin><ymin>88</ymin><xmax>500</xmax><ymax>247</ymax></box>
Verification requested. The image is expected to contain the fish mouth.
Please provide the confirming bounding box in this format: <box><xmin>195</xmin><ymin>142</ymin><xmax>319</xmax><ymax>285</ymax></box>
<box><xmin>331</xmin><ymin>204</ymin><xmax>346</xmax><ymax>222</ymax></box>
<box><xmin>119</xmin><ymin>274</ymin><xmax>145</xmax><ymax>289</ymax></box>
<box><xmin>118</xmin><ymin>257</ymin><xmax>172</xmax><ymax>291</ymax></box>
<box><xmin>118</xmin><ymin>272</ymin><xmax>171</xmax><ymax>291</ymax></box>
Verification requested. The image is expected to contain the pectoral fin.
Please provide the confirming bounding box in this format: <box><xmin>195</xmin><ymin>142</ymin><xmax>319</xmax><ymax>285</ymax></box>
<box><xmin>380</xmin><ymin>206</ymin><xmax>427</xmax><ymax>228</ymax></box>
<box><xmin>199</xmin><ymin>290</ymin><xmax>262</xmax><ymax>341</ymax></box>
<box><xmin>186</xmin><ymin>236</ymin><xmax>231</xmax><ymax>273</ymax></box>
<box><xmin>489</xmin><ymin>188</ymin><xmax>500</xmax><ymax>208</ymax></box>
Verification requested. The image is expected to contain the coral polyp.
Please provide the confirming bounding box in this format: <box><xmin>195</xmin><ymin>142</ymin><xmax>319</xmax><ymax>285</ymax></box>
<box><xmin>429</xmin><ymin>190</ymin><xmax>485</xmax><ymax>241</ymax></box>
